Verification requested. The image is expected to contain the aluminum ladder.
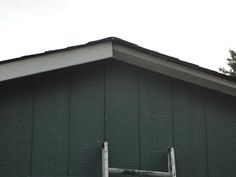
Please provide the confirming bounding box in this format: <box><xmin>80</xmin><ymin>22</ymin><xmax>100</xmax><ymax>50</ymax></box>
<box><xmin>102</xmin><ymin>142</ymin><xmax>176</xmax><ymax>177</ymax></box>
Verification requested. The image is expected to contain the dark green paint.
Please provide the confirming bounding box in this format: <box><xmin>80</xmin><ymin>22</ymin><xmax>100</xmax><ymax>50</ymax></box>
<box><xmin>205</xmin><ymin>91</ymin><xmax>236</xmax><ymax>177</ymax></box>
<box><xmin>172</xmin><ymin>81</ymin><xmax>208</xmax><ymax>177</ymax></box>
<box><xmin>0</xmin><ymin>59</ymin><xmax>236</xmax><ymax>177</ymax></box>
<box><xmin>31</xmin><ymin>70</ymin><xmax>70</xmax><ymax>176</ymax></box>
<box><xmin>105</xmin><ymin>60</ymin><xmax>140</xmax><ymax>177</ymax></box>
<box><xmin>69</xmin><ymin>62</ymin><xmax>104</xmax><ymax>177</ymax></box>
<box><xmin>139</xmin><ymin>69</ymin><xmax>173</xmax><ymax>172</ymax></box>
<box><xmin>0</xmin><ymin>78</ymin><xmax>33</xmax><ymax>176</ymax></box>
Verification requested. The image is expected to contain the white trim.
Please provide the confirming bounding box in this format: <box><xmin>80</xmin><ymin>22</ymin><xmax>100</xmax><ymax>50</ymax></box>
<box><xmin>0</xmin><ymin>39</ymin><xmax>235</xmax><ymax>97</ymax></box>
<box><xmin>0</xmin><ymin>41</ymin><xmax>113</xmax><ymax>82</ymax></box>
<box><xmin>113</xmin><ymin>43</ymin><xmax>236</xmax><ymax>97</ymax></box>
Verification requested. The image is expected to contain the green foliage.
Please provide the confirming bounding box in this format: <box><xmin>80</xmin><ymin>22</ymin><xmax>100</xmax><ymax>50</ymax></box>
<box><xmin>219</xmin><ymin>50</ymin><xmax>236</xmax><ymax>77</ymax></box>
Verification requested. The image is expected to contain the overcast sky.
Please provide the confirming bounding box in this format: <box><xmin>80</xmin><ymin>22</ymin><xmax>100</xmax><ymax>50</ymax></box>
<box><xmin>0</xmin><ymin>0</ymin><xmax>235</xmax><ymax>71</ymax></box>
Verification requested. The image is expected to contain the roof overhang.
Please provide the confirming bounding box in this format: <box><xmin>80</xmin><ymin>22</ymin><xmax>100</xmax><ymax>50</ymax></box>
<box><xmin>0</xmin><ymin>41</ymin><xmax>113</xmax><ymax>82</ymax></box>
<box><xmin>0</xmin><ymin>37</ymin><xmax>236</xmax><ymax>97</ymax></box>
<box><xmin>113</xmin><ymin>43</ymin><xmax>236</xmax><ymax>97</ymax></box>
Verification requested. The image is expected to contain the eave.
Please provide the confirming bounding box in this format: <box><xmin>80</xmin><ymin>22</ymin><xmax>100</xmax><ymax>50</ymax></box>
<box><xmin>0</xmin><ymin>37</ymin><xmax>235</xmax><ymax>97</ymax></box>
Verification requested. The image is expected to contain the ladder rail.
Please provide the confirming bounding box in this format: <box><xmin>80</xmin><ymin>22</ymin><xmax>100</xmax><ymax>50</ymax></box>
<box><xmin>102</xmin><ymin>142</ymin><xmax>176</xmax><ymax>177</ymax></box>
<box><xmin>169</xmin><ymin>147</ymin><xmax>176</xmax><ymax>177</ymax></box>
<box><xmin>102</xmin><ymin>142</ymin><xmax>109</xmax><ymax>177</ymax></box>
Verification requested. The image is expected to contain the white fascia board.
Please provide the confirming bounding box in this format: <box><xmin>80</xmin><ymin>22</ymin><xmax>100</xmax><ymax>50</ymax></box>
<box><xmin>0</xmin><ymin>41</ymin><xmax>112</xmax><ymax>82</ymax></box>
<box><xmin>113</xmin><ymin>43</ymin><xmax>236</xmax><ymax>97</ymax></box>
<box><xmin>0</xmin><ymin>40</ymin><xmax>235</xmax><ymax>97</ymax></box>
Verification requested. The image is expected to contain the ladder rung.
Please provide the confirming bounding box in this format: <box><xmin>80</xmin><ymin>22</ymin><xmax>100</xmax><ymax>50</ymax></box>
<box><xmin>109</xmin><ymin>167</ymin><xmax>172</xmax><ymax>177</ymax></box>
<box><xmin>102</xmin><ymin>142</ymin><xmax>176</xmax><ymax>177</ymax></box>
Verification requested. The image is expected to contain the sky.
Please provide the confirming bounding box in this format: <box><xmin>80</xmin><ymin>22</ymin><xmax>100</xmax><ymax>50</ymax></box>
<box><xmin>0</xmin><ymin>0</ymin><xmax>236</xmax><ymax>71</ymax></box>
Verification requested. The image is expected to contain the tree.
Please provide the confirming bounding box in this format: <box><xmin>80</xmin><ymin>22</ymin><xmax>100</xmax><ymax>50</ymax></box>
<box><xmin>219</xmin><ymin>50</ymin><xmax>236</xmax><ymax>77</ymax></box>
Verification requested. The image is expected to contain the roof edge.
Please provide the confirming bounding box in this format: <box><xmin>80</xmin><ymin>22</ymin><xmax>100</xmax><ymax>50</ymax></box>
<box><xmin>0</xmin><ymin>40</ymin><xmax>113</xmax><ymax>82</ymax></box>
<box><xmin>112</xmin><ymin>42</ymin><xmax>236</xmax><ymax>97</ymax></box>
<box><xmin>0</xmin><ymin>37</ymin><xmax>235</xmax><ymax>97</ymax></box>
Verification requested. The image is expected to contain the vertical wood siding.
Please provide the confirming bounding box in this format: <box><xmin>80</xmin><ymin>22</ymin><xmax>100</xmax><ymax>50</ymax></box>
<box><xmin>31</xmin><ymin>70</ymin><xmax>70</xmax><ymax>176</ymax></box>
<box><xmin>0</xmin><ymin>78</ymin><xmax>33</xmax><ymax>176</ymax></box>
<box><xmin>205</xmin><ymin>91</ymin><xmax>236</xmax><ymax>177</ymax></box>
<box><xmin>139</xmin><ymin>69</ymin><xmax>173</xmax><ymax>172</ymax></box>
<box><xmin>172</xmin><ymin>81</ymin><xmax>208</xmax><ymax>177</ymax></box>
<box><xmin>69</xmin><ymin>62</ymin><xmax>104</xmax><ymax>177</ymax></box>
<box><xmin>106</xmin><ymin>60</ymin><xmax>139</xmax><ymax>177</ymax></box>
<box><xmin>0</xmin><ymin>59</ymin><xmax>236</xmax><ymax>177</ymax></box>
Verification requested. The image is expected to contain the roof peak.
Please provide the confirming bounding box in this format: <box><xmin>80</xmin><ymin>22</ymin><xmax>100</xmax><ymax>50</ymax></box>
<box><xmin>0</xmin><ymin>37</ymin><xmax>235</xmax><ymax>97</ymax></box>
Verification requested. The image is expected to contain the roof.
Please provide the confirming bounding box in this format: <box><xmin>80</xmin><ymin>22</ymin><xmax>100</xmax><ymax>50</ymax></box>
<box><xmin>0</xmin><ymin>37</ymin><xmax>236</xmax><ymax>97</ymax></box>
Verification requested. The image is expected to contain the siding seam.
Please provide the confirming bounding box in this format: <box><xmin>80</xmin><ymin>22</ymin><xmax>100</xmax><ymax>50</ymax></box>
<box><xmin>170</xmin><ymin>79</ymin><xmax>175</xmax><ymax>147</ymax></box>
<box><xmin>66</xmin><ymin>70</ymin><xmax>72</xmax><ymax>176</ymax></box>
<box><xmin>29</xmin><ymin>76</ymin><xmax>36</xmax><ymax>176</ymax></box>
<box><xmin>104</xmin><ymin>61</ymin><xmax>107</xmax><ymax>141</ymax></box>
<box><xmin>137</xmin><ymin>67</ymin><xmax>141</xmax><ymax>169</ymax></box>
<box><xmin>203</xmin><ymin>90</ymin><xmax>210</xmax><ymax>177</ymax></box>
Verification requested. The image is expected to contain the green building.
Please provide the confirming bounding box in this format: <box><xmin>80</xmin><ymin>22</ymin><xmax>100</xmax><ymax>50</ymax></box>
<box><xmin>0</xmin><ymin>37</ymin><xmax>235</xmax><ymax>177</ymax></box>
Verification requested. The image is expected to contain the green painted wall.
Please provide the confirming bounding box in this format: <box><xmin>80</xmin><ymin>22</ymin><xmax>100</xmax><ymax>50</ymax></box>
<box><xmin>0</xmin><ymin>59</ymin><xmax>236</xmax><ymax>177</ymax></box>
